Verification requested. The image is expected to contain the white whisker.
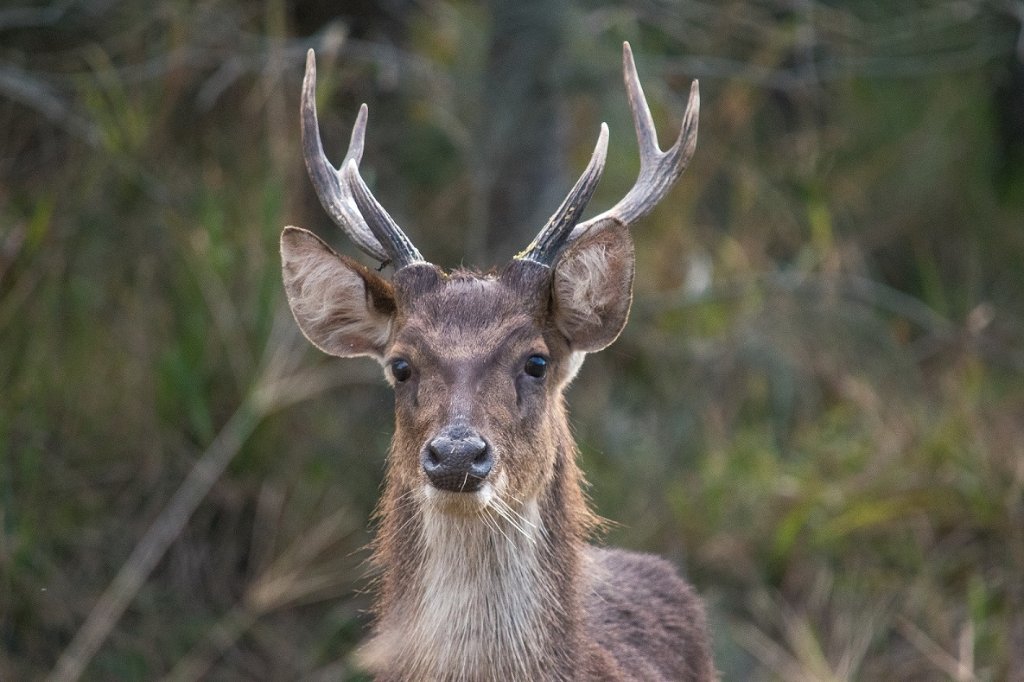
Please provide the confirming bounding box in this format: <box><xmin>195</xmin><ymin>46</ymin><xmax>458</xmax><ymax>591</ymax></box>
<box><xmin>481</xmin><ymin>506</ymin><xmax>519</xmax><ymax>551</ymax></box>
<box><xmin>490</xmin><ymin>504</ymin><xmax>534</xmax><ymax>544</ymax></box>
<box><xmin>492</xmin><ymin>495</ymin><xmax>539</xmax><ymax>529</ymax></box>
<box><xmin>486</xmin><ymin>494</ymin><xmax>541</xmax><ymax>546</ymax></box>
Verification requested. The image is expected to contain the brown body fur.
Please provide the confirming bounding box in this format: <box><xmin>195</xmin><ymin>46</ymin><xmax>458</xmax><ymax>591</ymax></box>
<box><xmin>583</xmin><ymin>548</ymin><xmax>714</xmax><ymax>681</ymax></box>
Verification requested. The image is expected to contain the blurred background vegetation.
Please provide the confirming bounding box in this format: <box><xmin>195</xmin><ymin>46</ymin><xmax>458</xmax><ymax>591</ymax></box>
<box><xmin>2</xmin><ymin>0</ymin><xmax>1023</xmax><ymax>679</ymax></box>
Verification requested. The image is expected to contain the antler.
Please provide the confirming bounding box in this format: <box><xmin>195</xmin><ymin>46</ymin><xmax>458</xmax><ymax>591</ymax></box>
<box><xmin>570</xmin><ymin>42</ymin><xmax>699</xmax><ymax>241</ymax></box>
<box><xmin>516</xmin><ymin>124</ymin><xmax>609</xmax><ymax>266</ymax></box>
<box><xmin>301</xmin><ymin>49</ymin><xmax>424</xmax><ymax>269</ymax></box>
<box><xmin>528</xmin><ymin>40</ymin><xmax>696</xmax><ymax>258</ymax></box>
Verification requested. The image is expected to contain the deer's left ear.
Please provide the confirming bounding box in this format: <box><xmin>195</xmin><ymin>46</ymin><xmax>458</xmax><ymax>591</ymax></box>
<box><xmin>550</xmin><ymin>222</ymin><xmax>635</xmax><ymax>352</ymax></box>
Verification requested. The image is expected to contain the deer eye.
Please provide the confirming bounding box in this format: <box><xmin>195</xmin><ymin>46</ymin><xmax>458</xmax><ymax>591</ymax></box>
<box><xmin>390</xmin><ymin>358</ymin><xmax>412</xmax><ymax>382</ymax></box>
<box><xmin>524</xmin><ymin>355</ymin><xmax>547</xmax><ymax>378</ymax></box>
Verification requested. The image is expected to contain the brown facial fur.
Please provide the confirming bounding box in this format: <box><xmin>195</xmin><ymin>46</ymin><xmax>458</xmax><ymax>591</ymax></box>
<box><xmin>383</xmin><ymin>261</ymin><xmax>580</xmax><ymax>509</ymax></box>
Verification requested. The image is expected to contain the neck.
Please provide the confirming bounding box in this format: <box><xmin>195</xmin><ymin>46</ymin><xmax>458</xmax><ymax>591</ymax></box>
<box><xmin>362</xmin><ymin>435</ymin><xmax>593</xmax><ymax>681</ymax></box>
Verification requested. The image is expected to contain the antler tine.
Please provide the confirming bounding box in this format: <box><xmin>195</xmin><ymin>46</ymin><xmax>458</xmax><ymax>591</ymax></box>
<box><xmin>570</xmin><ymin>42</ymin><xmax>699</xmax><ymax>240</ymax></box>
<box><xmin>517</xmin><ymin>123</ymin><xmax>609</xmax><ymax>266</ymax></box>
<box><xmin>301</xmin><ymin>49</ymin><xmax>422</xmax><ymax>267</ymax></box>
<box><xmin>344</xmin><ymin>160</ymin><xmax>424</xmax><ymax>270</ymax></box>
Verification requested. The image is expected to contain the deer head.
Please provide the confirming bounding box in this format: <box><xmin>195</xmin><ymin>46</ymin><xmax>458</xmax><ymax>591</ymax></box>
<box><xmin>281</xmin><ymin>43</ymin><xmax>697</xmax><ymax>516</ymax></box>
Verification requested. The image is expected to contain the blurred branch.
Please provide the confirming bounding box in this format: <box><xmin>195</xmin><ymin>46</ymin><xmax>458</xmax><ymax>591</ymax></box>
<box><xmin>625</xmin><ymin>0</ymin><xmax>1018</xmax><ymax>91</ymax></box>
<box><xmin>732</xmin><ymin>618</ymin><xmax>822</xmax><ymax>681</ymax></box>
<box><xmin>122</xmin><ymin>27</ymin><xmax>442</xmax><ymax>125</ymax></box>
<box><xmin>0</xmin><ymin>1</ymin><xmax>74</xmax><ymax>31</ymax></box>
<box><xmin>0</xmin><ymin>19</ymin><xmax>426</xmax><ymax>134</ymax></box>
<box><xmin>161</xmin><ymin>605</ymin><xmax>256</xmax><ymax>682</ymax></box>
<box><xmin>896</xmin><ymin>615</ymin><xmax>977</xmax><ymax>682</ymax></box>
<box><xmin>1004</xmin><ymin>0</ymin><xmax>1024</xmax><ymax>58</ymax></box>
<box><xmin>641</xmin><ymin>270</ymin><xmax>955</xmax><ymax>336</ymax></box>
<box><xmin>645</xmin><ymin>267</ymin><xmax>1024</xmax><ymax>370</ymax></box>
<box><xmin>732</xmin><ymin>572</ymin><xmax>884</xmax><ymax>681</ymax></box>
<box><xmin>161</xmin><ymin>505</ymin><xmax>360</xmax><ymax>682</ymax></box>
<box><xmin>660</xmin><ymin>41</ymin><xmax>1013</xmax><ymax>92</ymax></box>
<box><xmin>47</xmin><ymin>398</ymin><xmax>262</xmax><ymax>682</ymax></box>
<box><xmin>0</xmin><ymin>64</ymin><xmax>100</xmax><ymax>145</ymax></box>
<box><xmin>46</xmin><ymin>317</ymin><xmax>378</xmax><ymax>682</ymax></box>
<box><xmin>16</xmin><ymin>21</ymin><xmax>445</xmax><ymax>112</ymax></box>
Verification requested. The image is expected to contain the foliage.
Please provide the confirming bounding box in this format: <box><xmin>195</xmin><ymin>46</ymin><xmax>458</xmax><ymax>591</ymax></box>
<box><xmin>2</xmin><ymin>0</ymin><xmax>1022</xmax><ymax>679</ymax></box>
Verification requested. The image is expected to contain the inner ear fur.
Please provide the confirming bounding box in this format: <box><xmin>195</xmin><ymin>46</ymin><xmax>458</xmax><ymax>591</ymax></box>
<box><xmin>280</xmin><ymin>226</ymin><xmax>396</xmax><ymax>359</ymax></box>
<box><xmin>551</xmin><ymin>222</ymin><xmax>635</xmax><ymax>353</ymax></box>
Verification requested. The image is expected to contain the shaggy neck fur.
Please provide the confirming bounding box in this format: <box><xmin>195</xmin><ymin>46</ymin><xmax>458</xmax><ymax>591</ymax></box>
<box><xmin>362</xmin><ymin>416</ymin><xmax>595</xmax><ymax>681</ymax></box>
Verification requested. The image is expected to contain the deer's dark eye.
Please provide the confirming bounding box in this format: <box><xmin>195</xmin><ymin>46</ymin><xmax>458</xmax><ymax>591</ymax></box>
<box><xmin>524</xmin><ymin>355</ymin><xmax>547</xmax><ymax>378</ymax></box>
<box><xmin>390</xmin><ymin>359</ymin><xmax>412</xmax><ymax>383</ymax></box>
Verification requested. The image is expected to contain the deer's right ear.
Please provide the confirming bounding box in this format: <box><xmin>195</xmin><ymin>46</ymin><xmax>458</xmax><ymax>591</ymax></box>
<box><xmin>281</xmin><ymin>226</ymin><xmax>396</xmax><ymax>359</ymax></box>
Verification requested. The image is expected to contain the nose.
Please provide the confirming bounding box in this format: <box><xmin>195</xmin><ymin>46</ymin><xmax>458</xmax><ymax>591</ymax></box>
<box><xmin>422</xmin><ymin>425</ymin><xmax>493</xmax><ymax>492</ymax></box>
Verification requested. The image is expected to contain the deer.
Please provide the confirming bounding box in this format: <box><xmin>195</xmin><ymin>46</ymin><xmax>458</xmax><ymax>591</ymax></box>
<box><xmin>280</xmin><ymin>42</ymin><xmax>715</xmax><ymax>681</ymax></box>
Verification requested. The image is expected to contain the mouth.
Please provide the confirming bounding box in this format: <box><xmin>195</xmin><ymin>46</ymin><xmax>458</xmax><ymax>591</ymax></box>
<box><xmin>422</xmin><ymin>482</ymin><xmax>494</xmax><ymax>515</ymax></box>
<box><xmin>421</xmin><ymin>470</ymin><xmax>503</xmax><ymax>516</ymax></box>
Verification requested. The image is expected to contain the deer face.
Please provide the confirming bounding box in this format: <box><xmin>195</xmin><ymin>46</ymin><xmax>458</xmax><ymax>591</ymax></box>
<box><xmin>281</xmin><ymin>224</ymin><xmax>634</xmax><ymax>514</ymax></box>
<box><xmin>386</xmin><ymin>268</ymin><xmax>558</xmax><ymax>510</ymax></box>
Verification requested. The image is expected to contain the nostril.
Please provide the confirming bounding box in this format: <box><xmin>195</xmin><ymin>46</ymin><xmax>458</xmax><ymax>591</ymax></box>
<box><xmin>468</xmin><ymin>442</ymin><xmax>492</xmax><ymax>479</ymax></box>
<box><xmin>425</xmin><ymin>445</ymin><xmax>441</xmax><ymax>467</ymax></box>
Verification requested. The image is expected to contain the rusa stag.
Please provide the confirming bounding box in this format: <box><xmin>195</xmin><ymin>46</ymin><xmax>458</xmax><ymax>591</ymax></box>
<box><xmin>280</xmin><ymin>42</ymin><xmax>715</xmax><ymax>681</ymax></box>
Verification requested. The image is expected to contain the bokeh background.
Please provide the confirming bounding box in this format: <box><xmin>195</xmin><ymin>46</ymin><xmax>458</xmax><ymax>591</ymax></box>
<box><xmin>3</xmin><ymin>0</ymin><xmax>1024</xmax><ymax>679</ymax></box>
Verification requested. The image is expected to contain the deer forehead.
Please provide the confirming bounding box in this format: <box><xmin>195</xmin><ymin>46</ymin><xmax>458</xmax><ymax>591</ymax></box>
<box><xmin>392</xmin><ymin>275</ymin><xmax>549</xmax><ymax>359</ymax></box>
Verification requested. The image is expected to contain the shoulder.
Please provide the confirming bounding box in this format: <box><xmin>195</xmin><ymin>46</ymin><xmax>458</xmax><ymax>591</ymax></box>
<box><xmin>582</xmin><ymin>545</ymin><xmax>716</xmax><ymax>681</ymax></box>
<box><xmin>588</xmin><ymin>546</ymin><xmax>703</xmax><ymax>606</ymax></box>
